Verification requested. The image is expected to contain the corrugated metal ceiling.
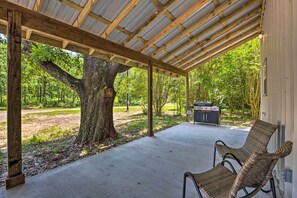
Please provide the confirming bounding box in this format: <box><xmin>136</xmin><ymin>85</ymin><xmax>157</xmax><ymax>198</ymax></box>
<box><xmin>4</xmin><ymin>0</ymin><xmax>263</xmax><ymax>74</ymax></box>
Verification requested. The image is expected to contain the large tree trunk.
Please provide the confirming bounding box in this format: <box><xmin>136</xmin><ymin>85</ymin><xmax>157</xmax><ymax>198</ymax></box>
<box><xmin>76</xmin><ymin>56</ymin><xmax>122</xmax><ymax>142</ymax></box>
<box><xmin>22</xmin><ymin>41</ymin><xmax>130</xmax><ymax>143</ymax></box>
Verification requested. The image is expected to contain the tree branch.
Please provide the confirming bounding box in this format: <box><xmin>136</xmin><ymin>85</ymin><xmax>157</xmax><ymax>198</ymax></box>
<box><xmin>37</xmin><ymin>61</ymin><xmax>82</xmax><ymax>92</ymax></box>
<box><xmin>22</xmin><ymin>41</ymin><xmax>82</xmax><ymax>93</ymax></box>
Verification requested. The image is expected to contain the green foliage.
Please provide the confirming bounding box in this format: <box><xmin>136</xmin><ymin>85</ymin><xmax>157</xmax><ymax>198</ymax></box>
<box><xmin>23</xmin><ymin>125</ymin><xmax>76</xmax><ymax>146</ymax></box>
<box><xmin>0</xmin><ymin>35</ymin><xmax>82</xmax><ymax>108</ymax></box>
<box><xmin>25</xmin><ymin>109</ymin><xmax>80</xmax><ymax>117</ymax></box>
<box><xmin>189</xmin><ymin>38</ymin><xmax>260</xmax><ymax>117</ymax></box>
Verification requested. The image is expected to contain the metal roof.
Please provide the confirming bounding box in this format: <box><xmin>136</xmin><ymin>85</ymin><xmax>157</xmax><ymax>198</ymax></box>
<box><xmin>1</xmin><ymin>0</ymin><xmax>264</xmax><ymax>75</ymax></box>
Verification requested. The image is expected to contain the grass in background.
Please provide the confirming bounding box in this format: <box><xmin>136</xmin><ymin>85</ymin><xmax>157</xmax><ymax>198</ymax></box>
<box><xmin>220</xmin><ymin>109</ymin><xmax>254</xmax><ymax>127</ymax></box>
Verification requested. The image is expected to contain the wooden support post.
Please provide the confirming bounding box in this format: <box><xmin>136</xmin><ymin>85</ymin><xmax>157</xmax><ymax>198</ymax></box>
<box><xmin>148</xmin><ymin>61</ymin><xmax>153</xmax><ymax>136</ymax></box>
<box><xmin>6</xmin><ymin>9</ymin><xmax>25</xmax><ymax>189</ymax></box>
<box><xmin>186</xmin><ymin>74</ymin><xmax>190</xmax><ymax>122</ymax></box>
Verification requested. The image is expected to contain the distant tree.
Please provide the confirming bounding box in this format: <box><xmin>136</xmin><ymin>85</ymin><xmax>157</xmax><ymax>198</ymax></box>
<box><xmin>189</xmin><ymin>38</ymin><xmax>260</xmax><ymax>118</ymax></box>
<box><xmin>153</xmin><ymin>73</ymin><xmax>172</xmax><ymax>116</ymax></box>
<box><xmin>169</xmin><ymin>77</ymin><xmax>185</xmax><ymax>115</ymax></box>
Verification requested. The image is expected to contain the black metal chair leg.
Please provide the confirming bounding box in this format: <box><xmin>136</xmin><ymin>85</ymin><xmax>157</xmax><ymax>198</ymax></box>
<box><xmin>183</xmin><ymin>172</ymin><xmax>203</xmax><ymax>198</ymax></box>
<box><xmin>261</xmin><ymin>177</ymin><xmax>276</xmax><ymax>194</ymax></box>
<box><xmin>183</xmin><ymin>173</ymin><xmax>187</xmax><ymax>198</ymax></box>
<box><xmin>213</xmin><ymin>146</ymin><xmax>217</xmax><ymax>167</ymax></box>
<box><xmin>270</xmin><ymin>178</ymin><xmax>277</xmax><ymax>198</ymax></box>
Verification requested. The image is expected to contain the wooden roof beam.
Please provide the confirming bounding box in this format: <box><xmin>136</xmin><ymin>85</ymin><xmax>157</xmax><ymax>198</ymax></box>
<box><xmin>153</xmin><ymin>0</ymin><xmax>261</xmax><ymax>59</ymax></box>
<box><xmin>0</xmin><ymin>21</ymin><xmax>142</xmax><ymax>71</ymax></box>
<box><xmin>167</xmin><ymin>9</ymin><xmax>260</xmax><ymax>65</ymax></box>
<box><xmin>139</xmin><ymin>0</ymin><xmax>209</xmax><ymax>53</ymax></box>
<box><xmin>101</xmin><ymin>0</ymin><xmax>140</xmax><ymax>39</ymax></box>
<box><xmin>186</xmin><ymin>34</ymin><xmax>258</xmax><ymax>72</ymax></box>
<box><xmin>26</xmin><ymin>0</ymin><xmax>43</xmax><ymax>40</ymax></box>
<box><xmin>182</xmin><ymin>28</ymin><xmax>259</xmax><ymax>69</ymax></box>
<box><xmin>0</xmin><ymin>1</ymin><xmax>187</xmax><ymax>76</ymax></box>
<box><xmin>123</xmin><ymin>0</ymin><xmax>178</xmax><ymax>47</ymax></box>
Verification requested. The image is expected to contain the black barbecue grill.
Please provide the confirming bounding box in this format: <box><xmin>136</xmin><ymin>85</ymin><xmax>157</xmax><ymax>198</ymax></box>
<box><xmin>193</xmin><ymin>102</ymin><xmax>220</xmax><ymax>125</ymax></box>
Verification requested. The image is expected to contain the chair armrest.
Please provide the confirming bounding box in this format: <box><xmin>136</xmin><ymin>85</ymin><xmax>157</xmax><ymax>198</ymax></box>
<box><xmin>215</xmin><ymin>140</ymin><xmax>227</xmax><ymax>146</ymax></box>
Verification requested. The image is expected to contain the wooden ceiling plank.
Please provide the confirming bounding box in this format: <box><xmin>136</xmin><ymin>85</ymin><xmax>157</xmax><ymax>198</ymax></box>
<box><xmin>185</xmin><ymin>34</ymin><xmax>258</xmax><ymax>72</ymax></box>
<box><xmin>59</xmin><ymin>0</ymin><xmax>133</xmax><ymax>37</ymax></box>
<box><xmin>181</xmin><ymin>28</ymin><xmax>259</xmax><ymax>69</ymax></box>
<box><xmin>167</xmin><ymin>9</ymin><xmax>260</xmax><ymax>65</ymax></box>
<box><xmin>33</xmin><ymin>0</ymin><xmax>43</xmax><ymax>11</ymax></box>
<box><xmin>89</xmin><ymin>48</ymin><xmax>95</xmax><ymax>55</ymax></box>
<box><xmin>26</xmin><ymin>0</ymin><xmax>43</xmax><ymax>40</ymax></box>
<box><xmin>150</xmin><ymin>0</ymin><xmax>175</xmax><ymax>21</ymax></box>
<box><xmin>213</xmin><ymin>0</ymin><xmax>224</xmax><ymax>18</ymax></box>
<box><xmin>62</xmin><ymin>0</ymin><xmax>96</xmax><ymax>48</ymax></box>
<box><xmin>73</xmin><ymin>0</ymin><xmax>97</xmax><ymax>28</ymax></box>
<box><xmin>153</xmin><ymin>0</ymin><xmax>259</xmax><ymax>59</ymax></box>
<box><xmin>0</xmin><ymin>0</ymin><xmax>187</xmax><ymax>76</ymax></box>
<box><xmin>213</xmin><ymin>0</ymin><xmax>220</xmax><ymax>7</ymax></box>
<box><xmin>124</xmin><ymin>0</ymin><xmax>178</xmax><ymax>47</ymax></box>
<box><xmin>139</xmin><ymin>0</ymin><xmax>209</xmax><ymax>53</ymax></box>
<box><xmin>101</xmin><ymin>0</ymin><xmax>140</xmax><ymax>39</ymax></box>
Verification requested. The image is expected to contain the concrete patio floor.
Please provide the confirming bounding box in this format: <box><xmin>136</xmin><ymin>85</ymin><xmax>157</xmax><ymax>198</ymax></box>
<box><xmin>0</xmin><ymin>123</ymin><xmax>274</xmax><ymax>198</ymax></box>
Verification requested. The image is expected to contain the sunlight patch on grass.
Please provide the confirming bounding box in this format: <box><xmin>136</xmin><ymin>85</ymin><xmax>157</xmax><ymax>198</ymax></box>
<box><xmin>25</xmin><ymin>109</ymin><xmax>80</xmax><ymax>117</ymax></box>
<box><xmin>23</xmin><ymin>125</ymin><xmax>77</xmax><ymax>146</ymax></box>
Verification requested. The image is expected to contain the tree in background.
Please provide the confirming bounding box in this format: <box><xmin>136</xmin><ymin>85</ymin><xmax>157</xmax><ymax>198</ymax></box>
<box><xmin>189</xmin><ymin>38</ymin><xmax>261</xmax><ymax>118</ymax></box>
<box><xmin>153</xmin><ymin>73</ymin><xmax>172</xmax><ymax>116</ymax></box>
<box><xmin>169</xmin><ymin>77</ymin><xmax>185</xmax><ymax>115</ymax></box>
<box><xmin>0</xmin><ymin>38</ymin><xmax>7</xmax><ymax>107</ymax></box>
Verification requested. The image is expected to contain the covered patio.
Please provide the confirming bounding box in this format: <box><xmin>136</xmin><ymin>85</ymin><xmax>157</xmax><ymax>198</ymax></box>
<box><xmin>0</xmin><ymin>0</ymin><xmax>296</xmax><ymax>196</ymax></box>
<box><xmin>0</xmin><ymin>123</ymin><xmax>273</xmax><ymax>197</ymax></box>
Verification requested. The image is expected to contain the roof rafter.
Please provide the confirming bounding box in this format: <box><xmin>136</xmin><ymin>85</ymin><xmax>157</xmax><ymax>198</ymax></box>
<box><xmin>186</xmin><ymin>34</ymin><xmax>258</xmax><ymax>72</ymax></box>
<box><xmin>139</xmin><ymin>0</ymin><xmax>209</xmax><ymax>53</ymax></box>
<box><xmin>181</xmin><ymin>27</ymin><xmax>259</xmax><ymax>69</ymax></box>
<box><xmin>0</xmin><ymin>0</ymin><xmax>187</xmax><ymax>76</ymax></box>
<box><xmin>73</xmin><ymin>0</ymin><xmax>96</xmax><ymax>28</ymax></box>
<box><xmin>167</xmin><ymin>8</ymin><xmax>260</xmax><ymax>65</ymax></box>
<box><xmin>101</xmin><ymin>0</ymin><xmax>140</xmax><ymax>39</ymax></box>
<box><xmin>58</xmin><ymin>0</ymin><xmax>133</xmax><ymax>37</ymax></box>
<box><xmin>151</xmin><ymin>0</ymin><xmax>242</xmax><ymax>58</ymax></box>
<box><xmin>150</xmin><ymin>0</ymin><xmax>185</xmax><ymax>31</ymax></box>
<box><xmin>123</xmin><ymin>0</ymin><xmax>178</xmax><ymax>47</ymax></box>
<box><xmin>63</xmin><ymin>0</ymin><xmax>97</xmax><ymax>48</ymax></box>
<box><xmin>26</xmin><ymin>0</ymin><xmax>43</xmax><ymax>40</ymax></box>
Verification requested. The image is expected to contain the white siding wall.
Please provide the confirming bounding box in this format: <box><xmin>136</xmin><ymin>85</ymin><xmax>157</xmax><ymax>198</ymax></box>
<box><xmin>261</xmin><ymin>0</ymin><xmax>297</xmax><ymax>197</ymax></box>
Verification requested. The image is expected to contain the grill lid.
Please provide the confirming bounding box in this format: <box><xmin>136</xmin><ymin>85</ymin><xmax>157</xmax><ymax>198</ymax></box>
<box><xmin>193</xmin><ymin>101</ymin><xmax>213</xmax><ymax>106</ymax></box>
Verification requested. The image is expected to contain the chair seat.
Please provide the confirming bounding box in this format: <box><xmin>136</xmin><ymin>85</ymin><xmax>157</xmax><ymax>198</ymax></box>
<box><xmin>216</xmin><ymin>144</ymin><xmax>250</xmax><ymax>163</ymax></box>
<box><xmin>192</xmin><ymin>164</ymin><xmax>237</xmax><ymax>198</ymax></box>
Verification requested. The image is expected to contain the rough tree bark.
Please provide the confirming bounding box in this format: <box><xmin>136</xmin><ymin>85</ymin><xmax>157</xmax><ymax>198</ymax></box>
<box><xmin>23</xmin><ymin>42</ymin><xmax>130</xmax><ymax>143</ymax></box>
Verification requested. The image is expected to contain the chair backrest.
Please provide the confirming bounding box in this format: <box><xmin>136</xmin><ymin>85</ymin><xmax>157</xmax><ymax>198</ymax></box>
<box><xmin>229</xmin><ymin>141</ymin><xmax>293</xmax><ymax>197</ymax></box>
<box><xmin>242</xmin><ymin>119</ymin><xmax>278</xmax><ymax>154</ymax></box>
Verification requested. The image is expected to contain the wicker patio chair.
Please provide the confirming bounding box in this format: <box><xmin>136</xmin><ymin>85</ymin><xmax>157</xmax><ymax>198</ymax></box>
<box><xmin>183</xmin><ymin>141</ymin><xmax>293</xmax><ymax>198</ymax></box>
<box><xmin>213</xmin><ymin>119</ymin><xmax>278</xmax><ymax>167</ymax></box>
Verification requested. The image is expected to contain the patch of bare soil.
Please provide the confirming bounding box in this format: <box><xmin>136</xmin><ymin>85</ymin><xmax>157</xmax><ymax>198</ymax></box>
<box><xmin>0</xmin><ymin>110</ymin><xmax>143</xmax><ymax>187</ymax></box>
